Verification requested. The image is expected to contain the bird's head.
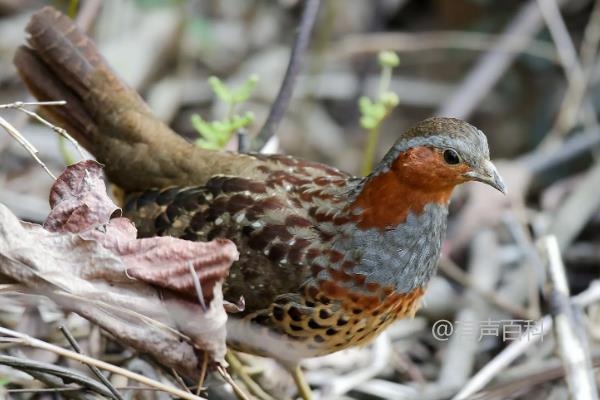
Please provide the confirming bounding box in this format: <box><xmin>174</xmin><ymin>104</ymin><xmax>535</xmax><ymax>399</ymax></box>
<box><xmin>349</xmin><ymin>118</ymin><xmax>505</xmax><ymax>229</ymax></box>
<box><xmin>373</xmin><ymin>117</ymin><xmax>506</xmax><ymax>195</ymax></box>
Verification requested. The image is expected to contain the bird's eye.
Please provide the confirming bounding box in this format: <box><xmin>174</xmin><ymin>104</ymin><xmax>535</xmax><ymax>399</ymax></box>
<box><xmin>443</xmin><ymin>149</ymin><xmax>460</xmax><ymax>165</ymax></box>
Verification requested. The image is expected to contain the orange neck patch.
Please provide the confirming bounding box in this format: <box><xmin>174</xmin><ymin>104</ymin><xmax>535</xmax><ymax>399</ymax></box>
<box><xmin>348</xmin><ymin>146</ymin><xmax>468</xmax><ymax>229</ymax></box>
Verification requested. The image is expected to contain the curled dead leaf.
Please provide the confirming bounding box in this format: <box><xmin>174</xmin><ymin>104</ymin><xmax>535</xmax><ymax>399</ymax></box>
<box><xmin>0</xmin><ymin>160</ymin><xmax>239</xmax><ymax>375</ymax></box>
<box><xmin>44</xmin><ymin>160</ymin><xmax>119</xmax><ymax>233</ymax></box>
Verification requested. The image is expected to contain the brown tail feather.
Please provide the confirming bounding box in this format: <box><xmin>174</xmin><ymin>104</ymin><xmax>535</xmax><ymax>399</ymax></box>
<box><xmin>13</xmin><ymin>6</ymin><xmax>243</xmax><ymax>191</ymax></box>
<box><xmin>14</xmin><ymin>46</ymin><xmax>95</xmax><ymax>150</ymax></box>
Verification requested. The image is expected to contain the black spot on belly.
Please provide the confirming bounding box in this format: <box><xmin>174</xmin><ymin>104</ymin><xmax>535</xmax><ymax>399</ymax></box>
<box><xmin>272</xmin><ymin>306</ymin><xmax>284</xmax><ymax>321</ymax></box>
<box><xmin>308</xmin><ymin>319</ymin><xmax>325</xmax><ymax>329</ymax></box>
<box><xmin>288</xmin><ymin>307</ymin><xmax>303</xmax><ymax>322</ymax></box>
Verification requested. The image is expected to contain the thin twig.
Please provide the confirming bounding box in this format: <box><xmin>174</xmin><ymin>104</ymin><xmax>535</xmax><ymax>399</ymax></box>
<box><xmin>472</xmin><ymin>354</ymin><xmax>600</xmax><ymax>400</ymax></box>
<box><xmin>0</xmin><ymin>100</ymin><xmax>86</xmax><ymax>160</ymax></box>
<box><xmin>438</xmin><ymin>257</ymin><xmax>530</xmax><ymax>319</ymax></box>
<box><xmin>0</xmin><ymin>327</ymin><xmax>207</xmax><ymax>400</ymax></box>
<box><xmin>0</xmin><ymin>354</ymin><xmax>114</xmax><ymax>398</ymax></box>
<box><xmin>436</xmin><ymin>0</ymin><xmax>567</xmax><ymax>119</ymax></box>
<box><xmin>226</xmin><ymin>351</ymin><xmax>275</xmax><ymax>400</ymax></box>
<box><xmin>75</xmin><ymin>0</ymin><xmax>102</xmax><ymax>33</ymax></box>
<box><xmin>439</xmin><ymin>231</ymin><xmax>502</xmax><ymax>390</ymax></box>
<box><xmin>6</xmin><ymin>385</ymin><xmax>201</xmax><ymax>394</ymax></box>
<box><xmin>0</xmin><ymin>115</ymin><xmax>56</xmax><ymax>180</ymax></box>
<box><xmin>0</xmin><ymin>100</ymin><xmax>67</xmax><ymax>109</ymax></box>
<box><xmin>195</xmin><ymin>352</ymin><xmax>208</xmax><ymax>396</ymax></box>
<box><xmin>537</xmin><ymin>0</ymin><xmax>583</xmax><ymax>83</ymax></box>
<box><xmin>171</xmin><ymin>368</ymin><xmax>193</xmax><ymax>393</ymax></box>
<box><xmin>537</xmin><ymin>0</ymin><xmax>598</xmax><ymax>146</ymax></box>
<box><xmin>187</xmin><ymin>261</ymin><xmax>207</xmax><ymax>311</ymax></box>
<box><xmin>539</xmin><ymin>236</ymin><xmax>598</xmax><ymax>400</ymax></box>
<box><xmin>59</xmin><ymin>325</ymin><xmax>125</xmax><ymax>400</ymax></box>
<box><xmin>548</xmin><ymin>160</ymin><xmax>600</xmax><ymax>250</ymax></box>
<box><xmin>332</xmin><ymin>31</ymin><xmax>560</xmax><ymax>63</ymax></box>
<box><xmin>255</xmin><ymin>0</ymin><xmax>321</xmax><ymax>150</ymax></box>
<box><xmin>216</xmin><ymin>365</ymin><xmax>251</xmax><ymax>400</ymax></box>
<box><xmin>318</xmin><ymin>333</ymin><xmax>392</xmax><ymax>398</ymax></box>
<box><xmin>452</xmin><ymin>280</ymin><xmax>600</xmax><ymax>399</ymax></box>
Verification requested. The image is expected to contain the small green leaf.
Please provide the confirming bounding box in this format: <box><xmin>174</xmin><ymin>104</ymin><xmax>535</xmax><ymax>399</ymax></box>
<box><xmin>211</xmin><ymin>120</ymin><xmax>228</xmax><ymax>132</ymax></box>
<box><xmin>378</xmin><ymin>51</ymin><xmax>400</xmax><ymax>68</ymax></box>
<box><xmin>208</xmin><ymin>76</ymin><xmax>232</xmax><ymax>103</ymax></box>
<box><xmin>359</xmin><ymin>96</ymin><xmax>373</xmax><ymax>115</ymax></box>
<box><xmin>232</xmin><ymin>74</ymin><xmax>259</xmax><ymax>103</ymax></box>
<box><xmin>381</xmin><ymin>92</ymin><xmax>399</xmax><ymax>108</ymax></box>
<box><xmin>360</xmin><ymin>115</ymin><xmax>378</xmax><ymax>129</ymax></box>
<box><xmin>230</xmin><ymin>112</ymin><xmax>255</xmax><ymax>130</ymax></box>
<box><xmin>191</xmin><ymin>114</ymin><xmax>219</xmax><ymax>141</ymax></box>
<box><xmin>371</xmin><ymin>103</ymin><xmax>386</xmax><ymax>120</ymax></box>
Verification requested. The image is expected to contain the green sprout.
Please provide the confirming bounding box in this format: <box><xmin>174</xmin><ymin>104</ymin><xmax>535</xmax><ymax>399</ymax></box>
<box><xmin>359</xmin><ymin>51</ymin><xmax>400</xmax><ymax>175</ymax></box>
<box><xmin>192</xmin><ymin>75</ymin><xmax>258</xmax><ymax>150</ymax></box>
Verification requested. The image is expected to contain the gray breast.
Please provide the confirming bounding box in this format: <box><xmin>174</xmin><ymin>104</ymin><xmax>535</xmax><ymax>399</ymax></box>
<box><xmin>331</xmin><ymin>203</ymin><xmax>448</xmax><ymax>293</ymax></box>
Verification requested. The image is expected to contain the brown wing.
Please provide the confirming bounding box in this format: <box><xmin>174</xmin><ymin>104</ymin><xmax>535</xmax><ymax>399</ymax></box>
<box><xmin>123</xmin><ymin>156</ymin><xmax>352</xmax><ymax>315</ymax></box>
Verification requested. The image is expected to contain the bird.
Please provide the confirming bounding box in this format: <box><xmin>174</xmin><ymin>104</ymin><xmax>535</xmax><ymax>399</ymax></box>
<box><xmin>14</xmin><ymin>6</ymin><xmax>506</xmax><ymax>398</ymax></box>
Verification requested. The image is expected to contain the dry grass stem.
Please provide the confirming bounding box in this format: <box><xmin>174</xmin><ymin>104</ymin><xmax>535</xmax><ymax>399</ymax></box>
<box><xmin>0</xmin><ymin>326</ymin><xmax>207</xmax><ymax>400</ymax></box>
<box><xmin>539</xmin><ymin>236</ymin><xmax>598</xmax><ymax>400</ymax></box>
<box><xmin>0</xmin><ymin>114</ymin><xmax>56</xmax><ymax>179</ymax></box>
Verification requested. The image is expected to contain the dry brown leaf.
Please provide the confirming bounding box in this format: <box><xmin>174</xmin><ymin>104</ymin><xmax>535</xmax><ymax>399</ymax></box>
<box><xmin>0</xmin><ymin>160</ymin><xmax>240</xmax><ymax>375</ymax></box>
<box><xmin>44</xmin><ymin>160</ymin><xmax>119</xmax><ymax>233</ymax></box>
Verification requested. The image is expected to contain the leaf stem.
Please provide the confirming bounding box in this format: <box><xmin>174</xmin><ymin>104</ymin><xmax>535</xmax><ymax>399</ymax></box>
<box><xmin>361</xmin><ymin>125</ymin><xmax>380</xmax><ymax>176</ymax></box>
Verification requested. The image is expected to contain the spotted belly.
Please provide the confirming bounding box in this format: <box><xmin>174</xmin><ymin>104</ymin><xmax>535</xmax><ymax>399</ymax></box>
<box><xmin>228</xmin><ymin>286</ymin><xmax>425</xmax><ymax>359</ymax></box>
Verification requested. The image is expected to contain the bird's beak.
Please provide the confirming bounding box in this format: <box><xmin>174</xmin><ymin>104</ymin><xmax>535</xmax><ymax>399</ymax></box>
<box><xmin>463</xmin><ymin>160</ymin><xmax>507</xmax><ymax>194</ymax></box>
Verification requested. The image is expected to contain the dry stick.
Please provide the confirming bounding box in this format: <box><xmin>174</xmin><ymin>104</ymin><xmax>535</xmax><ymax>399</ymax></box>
<box><xmin>195</xmin><ymin>353</ymin><xmax>209</xmax><ymax>396</ymax></box>
<box><xmin>537</xmin><ymin>0</ymin><xmax>583</xmax><ymax>82</ymax></box>
<box><xmin>438</xmin><ymin>257</ymin><xmax>530</xmax><ymax>319</ymax></box>
<box><xmin>548</xmin><ymin>160</ymin><xmax>600</xmax><ymax>251</ymax></box>
<box><xmin>0</xmin><ymin>354</ymin><xmax>114</xmax><ymax>399</ymax></box>
<box><xmin>0</xmin><ymin>115</ymin><xmax>56</xmax><ymax>180</ymax></box>
<box><xmin>318</xmin><ymin>332</ymin><xmax>392</xmax><ymax>398</ymax></box>
<box><xmin>333</xmin><ymin>31</ymin><xmax>560</xmax><ymax>63</ymax></box>
<box><xmin>436</xmin><ymin>0</ymin><xmax>566</xmax><ymax>119</ymax></box>
<box><xmin>186</xmin><ymin>263</ymin><xmax>214</xmax><ymax>396</ymax></box>
<box><xmin>0</xmin><ymin>101</ymin><xmax>86</xmax><ymax>160</ymax></box>
<box><xmin>75</xmin><ymin>0</ymin><xmax>103</xmax><ymax>33</ymax></box>
<box><xmin>216</xmin><ymin>365</ymin><xmax>251</xmax><ymax>400</ymax></box>
<box><xmin>187</xmin><ymin>261</ymin><xmax>207</xmax><ymax>311</ymax></box>
<box><xmin>14</xmin><ymin>105</ymin><xmax>86</xmax><ymax>160</ymax></box>
<box><xmin>6</xmin><ymin>385</ymin><xmax>209</xmax><ymax>394</ymax></box>
<box><xmin>580</xmin><ymin>0</ymin><xmax>600</xmax><ymax>71</ymax></box>
<box><xmin>188</xmin><ymin>261</ymin><xmax>253</xmax><ymax>399</ymax></box>
<box><xmin>520</xmin><ymin>125</ymin><xmax>600</xmax><ymax>175</ymax></box>
<box><xmin>537</xmin><ymin>0</ymin><xmax>600</xmax><ymax>147</ymax></box>
<box><xmin>170</xmin><ymin>368</ymin><xmax>193</xmax><ymax>394</ymax></box>
<box><xmin>475</xmin><ymin>354</ymin><xmax>600</xmax><ymax>400</ymax></box>
<box><xmin>452</xmin><ymin>280</ymin><xmax>600</xmax><ymax>400</ymax></box>
<box><xmin>255</xmin><ymin>0</ymin><xmax>321</xmax><ymax>150</ymax></box>
<box><xmin>539</xmin><ymin>236</ymin><xmax>598</xmax><ymax>400</ymax></box>
<box><xmin>59</xmin><ymin>325</ymin><xmax>124</xmax><ymax>400</ymax></box>
<box><xmin>502</xmin><ymin>211</ymin><xmax>545</xmax><ymax>317</ymax></box>
<box><xmin>225</xmin><ymin>352</ymin><xmax>275</xmax><ymax>400</ymax></box>
<box><xmin>0</xmin><ymin>327</ymin><xmax>207</xmax><ymax>400</ymax></box>
<box><xmin>438</xmin><ymin>230</ymin><xmax>503</xmax><ymax>391</ymax></box>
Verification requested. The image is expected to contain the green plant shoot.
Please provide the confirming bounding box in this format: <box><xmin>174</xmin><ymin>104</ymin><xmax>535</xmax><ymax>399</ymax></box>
<box><xmin>192</xmin><ymin>74</ymin><xmax>258</xmax><ymax>149</ymax></box>
<box><xmin>359</xmin><ymin>51</ymin><xmax>400</xmax><ymax>175</ymax></box>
